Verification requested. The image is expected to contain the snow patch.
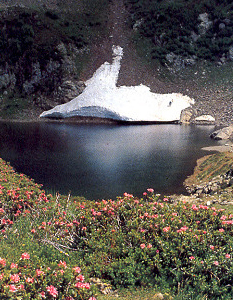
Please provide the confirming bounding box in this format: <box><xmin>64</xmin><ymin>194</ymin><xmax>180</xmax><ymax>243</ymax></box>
<box><xmin>40</xmin><ymin>46</ymin><xmax>194</xmax><ymax>122</ymax></box>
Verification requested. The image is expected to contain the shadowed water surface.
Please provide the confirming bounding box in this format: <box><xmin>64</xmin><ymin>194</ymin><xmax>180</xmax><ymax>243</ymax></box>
<box><xmin>0</xmin><ymin>122</ymin><xmax>219</xmax><ymax>199</ymax></box>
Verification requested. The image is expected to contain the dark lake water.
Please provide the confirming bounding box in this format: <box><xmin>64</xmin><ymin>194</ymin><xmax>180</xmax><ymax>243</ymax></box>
<box><xmin>0</xmin><ymin>121</ymin><xmax>219</xmax><ymax>200</ymax></box>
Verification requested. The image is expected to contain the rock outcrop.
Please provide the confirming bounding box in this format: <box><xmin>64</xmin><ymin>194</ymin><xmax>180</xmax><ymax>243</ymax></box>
<box><xmin>185</xmin><ymin>169</ymin><xmax>233</xmax><ymax>196</ymax></box>
<box><xmin>40</xmin><ymin>46</ymin><xmax>194</xmax><ymax>122</ymax></box>
<box><xmin>210</xmin><ymin>125</ymin><xmax>233</xmax><ymax>140</ymax></box>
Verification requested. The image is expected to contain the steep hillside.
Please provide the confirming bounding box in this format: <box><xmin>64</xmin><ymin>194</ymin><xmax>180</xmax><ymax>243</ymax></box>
<box><xmin>0</xmin><ymin>0</ymin><xmax>233</xmax><ymax>125</ymax></box>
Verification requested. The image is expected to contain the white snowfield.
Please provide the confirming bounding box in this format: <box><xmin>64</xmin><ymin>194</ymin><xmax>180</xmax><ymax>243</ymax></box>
<box><xmin>40</xmin><ymin>46</ymin><xmax>194</xmax><ymax>122</ymax></box>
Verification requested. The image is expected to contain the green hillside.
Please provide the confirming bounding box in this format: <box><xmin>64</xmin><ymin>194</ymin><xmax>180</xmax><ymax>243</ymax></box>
<box><xmin>0</xmin><ymin>0</ymin><xmax>233</xmax><ymax>120</ymax></box>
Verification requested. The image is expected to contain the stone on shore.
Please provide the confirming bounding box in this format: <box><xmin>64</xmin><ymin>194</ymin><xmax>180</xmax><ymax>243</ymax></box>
<box><xmin>210</xmin><ymin>125</ymin><xmax>233</xmax><ymax>140</ymax></box>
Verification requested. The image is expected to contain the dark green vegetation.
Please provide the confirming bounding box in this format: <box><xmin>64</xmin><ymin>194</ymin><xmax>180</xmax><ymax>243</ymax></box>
<box><xmin>0</xmin><ymin>0</ymin><xmax>110</xmax><ymax>104</ymax></box>
<box><xmin>0</xmin><ymin>156</ymin><xmax>233</xmax><ymax>299</ymax></box>
<box><xmin>125</xmin><ymin>0</ymin><xmax>233</xmax><ymax>62</ymax></box>
<box><xmin>1</xmin><ymin>0</ymin><xmax>233</xmax><ymax>119</ymax></box>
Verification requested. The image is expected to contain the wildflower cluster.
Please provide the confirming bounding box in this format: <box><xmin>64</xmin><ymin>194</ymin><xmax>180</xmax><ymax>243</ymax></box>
<box><xmin>26</xmin><ymin>188</ymin><xmax>233</xmax><ymax>297</ymax></box>
<box><xmin>0</xmin><ymin>253</ymin><xmax>96</xmax><ymax>299</ymax></box>
<box><xmin>0</xmin><ymin>157</ymin><xmax>233</xmax><ymax>298</ymax></box>
<box><xmin>0</xmin><ymin>158</ymin><xmax>52</xmax><ymax>235</ymax></box>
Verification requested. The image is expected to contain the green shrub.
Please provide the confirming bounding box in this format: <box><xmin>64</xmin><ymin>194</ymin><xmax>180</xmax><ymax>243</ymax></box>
<box><xmin>125</xmin><ymin>0</ymin><xmax>233</xmax><ymax>63</ymax></box>
<box><xmin>0</xmin><ymin>158</ymin><xmax>233</xmax><ymax>298</ymax></box>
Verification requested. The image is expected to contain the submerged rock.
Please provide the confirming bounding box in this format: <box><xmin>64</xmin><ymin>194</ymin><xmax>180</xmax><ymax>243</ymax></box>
<box><xmin>40</xmin><ymin>46</ymin><xmax>194</xmax><ymax>122</ymax></box>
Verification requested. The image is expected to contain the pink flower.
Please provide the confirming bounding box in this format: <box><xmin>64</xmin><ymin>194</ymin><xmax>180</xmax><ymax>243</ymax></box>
<box><xmin>0</xmin><ymin>258</ymin><xmax>6</xmax><ymax>267</ymax></box>
<box><xmin>163</xmin><ymin>226</ymin><xmax>170</xmax><ymax>232</ymax></box>
<box><xmin>72</xmin><ymin>267</ymin><xmax>81</xmax><ymax>273</ymax></box>
<box><xmin>213</xmin><ymin>261</ymin><xmax>219</xmax><ymax>266</ymax></box>
<box><xmin>75</xmin><ymin>282</ymin><xmax>90</xmax><ymax>289</ymax></box>
<box><xmin>140</xmin><ymin>243</ymin><xmax>146</xmax><ymax>249</ymax></box>
<box><xmin>40</xmin><ymin>291</ymin><xmax>46</xmax><ymax>298</ymax></box>
<box><xmin>46</xmin><ymin>285</ymin><xmax>58</xmax><ymax>298</ymax></box>
<box><xmin>0</xmin><ymin>273</ymin><xmax>4</xmax><ymax>280</ymax></box>
<box><xmin>26</xmin><ymin>277</ymin><xmax>34</xmax><ymax>283</ymax></box>
<box><xmin>9</xmin><ymin>284</ymin><xmax>17</xmax><ymax>293</ymax></box>
<box><xmin>200</xmin><ymin>261</ymin><xmax>204</xmax><ymax>264</ymax></box>
<box><xmin>210</xmin><ymin>245</ymin><xmax>215</xmax><ymax>250</ymax></box>
<box><xmin>147</xmin><ymin>244</ymin><xmax>152</xmax><ymax>249</ymax></box>
<box><xmin>147</xmin><ymin>188</ymin><xmax>154</xmax><ymax>193</ymax></box>
<box><xmin>58</xmin><ymin>261</ymin><xmax>67</xmax><ymax>269</ymax></box>
<box><xmin>10</xmin><ymin>274</ymin><xmax>20</xmax><ymax>283</ymax></box>
<box><xmin>225</xmin><ymin>254</ymin><xmax>231</xmax><ymax>259</ymax></box>
<box><xmin>36</xmin><ymin>269</ymin><xmax>45</xmax><ymax>277</ymax></box>
<box><xmin>10</xmin><ymin>263</ymin><xmax>18</xmax><ymax>269</ymax></box>
<box><xmin>219</xmin><ymin>228</ymin><xmax>225</xmax><ymax>232</ymax></box>
<box><xmin>89</xmin><ymin>298</ymin><xmax>97</xmax><ymax>300</ymax></box>
<box><xmin>21</xmin><ymin>253</ymin><xmax>30</xmax><ymax>260</ymax></box>
<box><xmin>76</xmin><ymin>274</ymin><xmax>85</xmax><ymax>282</ymax></box>
<box><xmin>189</xmin><ymin>256</ymin><xmax>195</xmax><ymax>260</ymax></box>
<box><xmin>123</xmin><ymin>192</ymin><xmax>133</xmax><ymax>198</ymax></box>
<box><xmin>177</xmin><ymin>226</ymin><xmax>189</xmax><ymax>233</ymax></box>
<box><xmin>192</xmin><ymin>204</ymin><xmax>199</xmax><ymax>211</ymax></box>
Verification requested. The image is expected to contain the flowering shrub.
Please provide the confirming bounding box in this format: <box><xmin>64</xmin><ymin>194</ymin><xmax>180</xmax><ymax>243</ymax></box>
<box><xmin>23</xmin><ymin>188</ymin><xmax>233</xmax><ymax>298</ymax></box>
<box><xmin>0</xmin><ymin>158</ymin><xmax>52</xmax><ymax>233</ymax></box>
<box><xmin>0</xmin><ymin>158</ymin><xmax>233</xmax><ymax>298</ymax></box>
<box><xmin>0</xmin><ymin>253</ymin><xmax>96</xmax><ymax>299</ymax></box>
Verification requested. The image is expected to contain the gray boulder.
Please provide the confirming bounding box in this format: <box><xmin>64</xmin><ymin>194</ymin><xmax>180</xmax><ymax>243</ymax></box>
<box><xmin>229</xmin><ymin>46</ymin><xmax>233</xmax><ymax>61</ymax></box>
<box><xmin>198</xmin><ymin>13</ymin><xmax>213</xmax><ymax>35</ymax></box>
<box><xmin>210</xmin><ymin>125</ymin><xmax>233</xmax><ymax>140</ymax></box>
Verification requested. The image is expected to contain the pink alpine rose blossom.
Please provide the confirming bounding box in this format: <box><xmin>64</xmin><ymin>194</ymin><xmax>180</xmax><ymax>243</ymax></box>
<box><xmin>58</xmin><ymin>260</ymin><xmax>67</xmax><ymax>269</ymax></box>
<box><xmin>46</xmin><ymin>285</ymin><xmax>58</xmax><ymax>298</ymax></box>
<box><xmin>36</xmin><ymin>269</ymin><xmax>45</xmax><ymax>277</ymax></box>
<box><xmin>76</xmin><ymin>274</ymin><xmax>85</xmax><ymax>282</ymax></box>
<box><xmin>163</xmin><ymin>226</ymin><xmax>170</xmax><ymax>232</ymax></box>
<box><xmin>26</xmin><ymin>277</ymin><xmax>34</xmax><ymax>283</ymax></box>
<box><xmin>10</xmin><ymin>263</ymin><xmax>18</xmax><ymax>269</ymax></box>
<box><xmin>40</xmin><ymin>291</ymin><xmax>46</xmax><ymax>298</ymax></box>
<box><xmin>9</xmin><ymin>284</ymin><xmax>17</xmax><ymax>293</ymax></box>
<box><xmin>10</xmin><ymin>274</ymin><xmax>20</xmax><ymax>283</ymax></box>
<box><xmin>21</xmin><ymin>253</ymin><xmax>30</xmax><ymax>260</ymax></box>
<box><xmin>0</xmin><ymin>258</ymin><xmax>6</xmax><ymax>267</ymax></box>
<box><xmin>73</xmin><ymin>266</ymin><xmax>81</xmax><ymax>273</ymax></box>
<box><xmin>140</xmin><ymin>243</ymin><xmax>146</xmax><ymax>249</ymax></box>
